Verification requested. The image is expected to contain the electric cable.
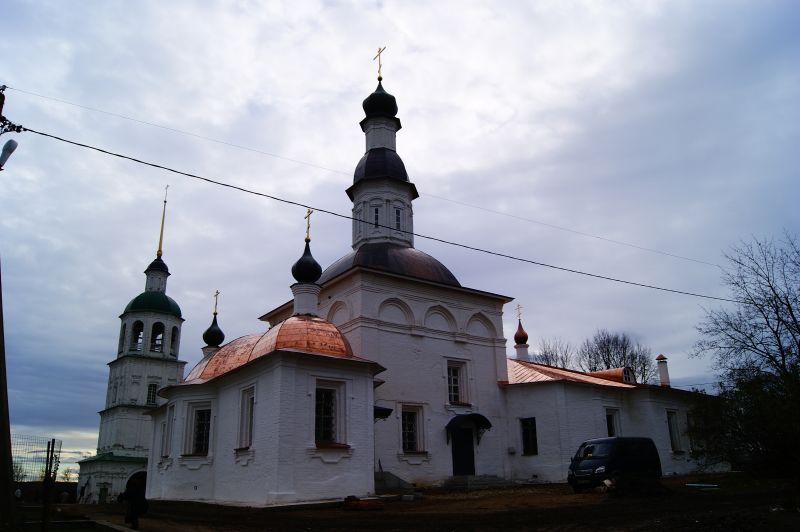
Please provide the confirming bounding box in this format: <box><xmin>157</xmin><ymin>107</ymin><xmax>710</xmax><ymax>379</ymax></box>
<box><xmin>20</xmin><ymin>124</ymin><xmax>739</xmax><ymax>304</ymax></box>
<box><xmin>5</xmin><ymin>84</ymin><xmax>719</xmax><ymax>267</ymax></box>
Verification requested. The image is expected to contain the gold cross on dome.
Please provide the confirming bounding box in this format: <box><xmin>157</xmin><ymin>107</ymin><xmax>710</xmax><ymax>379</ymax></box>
<box><xmin>515</xmin><ymin>304</ymin><xmax>523</xmax><ymax>320</ymax></box>
<box><xmin>304</xmin><ymin>208</ymin><xmax>313</xmax><ymax>241</ymax></box>
<box><xmin>213</xmin><ymin>290</ymin><xmax>220</xmax><ymax>315</ymax></box>
<box><xmin>373</xmin><ymin>46</ymin><xmax>386</xmax><ymax>80</ymax></box>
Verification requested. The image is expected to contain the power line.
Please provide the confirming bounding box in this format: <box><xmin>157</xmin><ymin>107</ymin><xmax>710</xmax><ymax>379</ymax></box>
<box><xmin>6</xmin><ymin>84</ymin><xmax>719</xmax><ymax>268</ymax></box>
<box><xmin>20</xmin><ymin>124</ymin><xmax>739</xmax><ymax>305</ymax></box>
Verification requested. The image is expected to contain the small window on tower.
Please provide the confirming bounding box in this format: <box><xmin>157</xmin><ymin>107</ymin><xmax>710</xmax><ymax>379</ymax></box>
<box><xmin>146</xmin><ymin>383</ymin><xmax>158</xmax><ymax>406</ymax></box>
<box><xmin>170</xmin><ymin>326</ymin><xmax>179</xmax><ymax>356</ymax></box>
<box><xmin>374</xmin><ymin>207</ymin><xmax>380</xmax><ymax>228</ymax></box>
<box><xmin>395</xmin><ymin>209</ymin><xmax>401</xmax><ymax>230</ymax></box>
<box><xmin>130</xmin><ymin>321</ymin><xmax>144</xmax><ymax>352</ymax></box>
<box><xmin>151</xmin><ymin>322</ymin><xmax>165</xmax><ymax>352</ymax></box>
<box><xmin>118</xmin><ymin>323</ymin><xmax>126</xmax><ymax>354</ymax></box>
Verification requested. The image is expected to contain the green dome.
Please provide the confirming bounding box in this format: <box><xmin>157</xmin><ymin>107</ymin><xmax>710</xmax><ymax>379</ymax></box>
<box><xmin>123</xmin><ymin>291</ymin><xmax>182</xmax><ymax>319</ymax></box>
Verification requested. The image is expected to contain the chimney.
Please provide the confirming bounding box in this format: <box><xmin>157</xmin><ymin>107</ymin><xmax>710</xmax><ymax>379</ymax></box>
<box><xmin>656</xmin><ymin>354</ymin><xmax>670</xmax><ymax>387</ymax></box>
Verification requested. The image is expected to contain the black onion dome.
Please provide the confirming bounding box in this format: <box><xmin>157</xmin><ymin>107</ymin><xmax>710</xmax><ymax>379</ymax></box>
<box><xmin>145</xmin><ymin>256</ymin><xmax>170</xmax><ymax>274</ymax></box>
<box><xmin>319</xmin><ymin>242</ymin><xmax>460</xmax><ymax>287</ymax></box>
<box><xmin>362</xmin><ymin>81</ymin><xmax>398</xmax><ymax>119</ymax></box>
<box><xmin>514</xmin><ymin>320</ymin><xmax>529</xmax><ymax>345</ymax></box>
<box><xmin>202</xmin><ymin>314</ymin><xmax>225</xmax><ymax>347</ymax></box>
<box><xmin>354</xmin><ymin>148</ymin><xmax>409</xmax><ymax>182</ymax></box>
<box><xmin>291</xmin><ymin>240</ymin><xmax>322</xmax><ymax>284</ymax></box>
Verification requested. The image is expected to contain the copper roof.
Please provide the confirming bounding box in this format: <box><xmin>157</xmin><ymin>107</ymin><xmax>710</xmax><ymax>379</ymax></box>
<box><xmin>181</xmin><ymin>316</ymin><xmax>369</xmax><ymax>386</ymax></box>
<box><xmin>507</xmin><ymin>359</ymin><xmax>636</xmax><ymax>389</ymax></box>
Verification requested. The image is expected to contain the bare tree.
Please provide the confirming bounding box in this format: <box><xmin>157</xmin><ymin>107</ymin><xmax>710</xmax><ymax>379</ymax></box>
<box><xmin>59</xmin><ymin>467</ymin><xmax>76</xmax><ymax>483</ymax></box>
<box><xmin>694</xmin><ymin>234</ymin><xmax>799</xmax><ymax>383</ymax></box>
<box><xmin>577</xmin><ymin>329</ymin><xmax>656</xmax><ymax>383</ymax></box>
<box><xmin>691</xmin><ymin>234</ymin><xmax>800</xmax><ymax>473</ymax></box>
<box><xmin>537</xmin><ymin>337</ymin><xmax>575</xmax><ymax>368</ymax></box>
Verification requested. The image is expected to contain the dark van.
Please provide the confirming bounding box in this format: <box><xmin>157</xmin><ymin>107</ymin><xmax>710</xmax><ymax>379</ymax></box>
<box><xmin>567</xmin><ymin>437</ymin><xmax>662</xmax><ymax>492</ymax></box>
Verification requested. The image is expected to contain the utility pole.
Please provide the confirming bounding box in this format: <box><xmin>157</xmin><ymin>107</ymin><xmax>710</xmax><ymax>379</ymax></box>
<box><xmin>0</xmin><ymin>83</ymin><xmax>22</xmax><ymax>532</ymax></box>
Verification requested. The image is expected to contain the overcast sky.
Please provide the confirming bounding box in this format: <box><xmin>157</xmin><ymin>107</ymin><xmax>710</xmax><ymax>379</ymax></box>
<box><xmin>2</xmin><ymin>0</ymin><xmax>798</xmax><ymax>471</ymax></box>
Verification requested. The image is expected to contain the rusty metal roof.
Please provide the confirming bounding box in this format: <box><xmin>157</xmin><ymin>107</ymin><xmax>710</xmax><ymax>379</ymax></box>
<box><xmin>180</xmin><ymin>316</ymin><xmax>370</xmax><ymax>386</ymax></box>
<box><xmin>507</xmin><ymin>359</ymin><xmax>636</xmax><ymax>389</ymax></box>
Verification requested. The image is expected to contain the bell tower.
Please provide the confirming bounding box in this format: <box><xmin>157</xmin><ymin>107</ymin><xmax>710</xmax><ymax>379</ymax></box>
<box><xmin>78</xmin><ymin>191</ymin><xmax>186</xmax><ymax>503</ymax></box>
<box><xmin>347</xmin><ymin>65</ymin><xmax>419</xmax><ymax>250</ymax></box>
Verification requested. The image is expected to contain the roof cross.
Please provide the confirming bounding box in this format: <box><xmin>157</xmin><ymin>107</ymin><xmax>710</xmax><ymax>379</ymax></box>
<box><xmin>515</xmin><ymin>304</ymin><xmax>523</xmax><ymax>320</ymax></box>
<box><xmin>304</xmin><ymin>208</ymin><xmax>313</xmax><ymax>241</ymax></box>
<box><xmin>156</xmin><ymin>185</ymin><xmax>169</xmax><ymax>258</ymax></box>
<box><xmin>373</xmin><ymin>46</ymin><xmax>386</xmax><ymax>81</ymax></box>
<box><xmin>213</xmin><ymin>290</ymin><xmax>220</xmax><ymax>315</ymax></box>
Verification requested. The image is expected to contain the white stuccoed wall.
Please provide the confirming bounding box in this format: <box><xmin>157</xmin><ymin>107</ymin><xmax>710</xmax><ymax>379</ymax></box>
<box><xmin>147</xmin><ymin>352</ymin><xmax>376</xmax><ymax>506</ymax></box>
<box><xmin>316</xmin><ymin>269</ymin><xmax>512</xmax><ymax>485</ymax></box>
<box><xmin>504</xmin><ymin>382</ymin><xmax>707</xmax><ymax>482</ymax></box>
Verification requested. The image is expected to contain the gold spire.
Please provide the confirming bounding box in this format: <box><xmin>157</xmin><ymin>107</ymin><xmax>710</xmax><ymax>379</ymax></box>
<box><xmin>213</xmin><ymin>290</ymin><xmax>220</xmax><ymax>316</ymax></box>
<box><xmin>515</xmin><ymin>304</ymin><xmax>523</xmax><ymax>320</ymax></box>
<box><xmin>156</xmin><ymin>185</ymin><xmax>169</xmax><ymax>258</ymax></box>
<box><xmin>373</xmin><ymin>46</ymin><xmax>386</xmax><ymax>81</ymax></box>
<box><xmin>304</xmin><ymin>208</ymin><xmax>313</xmax><ymax>242</ymax></box>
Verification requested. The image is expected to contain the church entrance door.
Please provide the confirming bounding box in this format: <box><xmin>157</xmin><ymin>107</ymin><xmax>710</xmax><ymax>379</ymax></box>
<box><xmin>450</xmin><ymin>427</ymin><xmax>475</xmax><ymax>476</ymax></box>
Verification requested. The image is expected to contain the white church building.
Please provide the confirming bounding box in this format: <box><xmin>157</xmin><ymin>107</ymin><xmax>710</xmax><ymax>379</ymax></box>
<box><xmin>82</xmin><ymin>77</ymin><xmax>708</xmax><ymax>506</ymax></box>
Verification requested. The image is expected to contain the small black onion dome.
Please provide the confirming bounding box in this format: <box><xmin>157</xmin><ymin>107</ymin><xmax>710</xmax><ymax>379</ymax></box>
<box><xmin>145</xmin><ymin>256</ymin><xmax>170</xmax><ymax>274</ymax></box>
<box><xmin>514</xmin><ymin>319</ymin><xmax>529</xmax><ymax>345</ymax></box>
<box><xmin>362</xmin><ymin>81</ymin><xmax>398</xmax><ymax>118</ymax></box>
<box><xmin>202</xmin><ymin>314</ymin><xmax>225</xmax><ymax>347</ymax></box>
<box><xmin>291</xmin><ymin>240</ymin><xmax>322</xmax><ymax>284</ymax></box>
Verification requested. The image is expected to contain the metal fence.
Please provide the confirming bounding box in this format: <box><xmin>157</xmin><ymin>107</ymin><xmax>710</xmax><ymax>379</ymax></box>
<box><xmin>11</xmin><ymin>433</ymin><xmax>61</xmax><ymax>483</ymax></box>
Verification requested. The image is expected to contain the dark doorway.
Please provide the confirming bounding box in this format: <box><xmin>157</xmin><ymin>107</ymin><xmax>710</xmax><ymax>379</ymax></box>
<box><xmin>126</xmin><ymin>471</ymin><xmax>147</xmax><ymax>497</ymax></box>
<box><xmin>451</xmin><ymin>427</ymin><xmax>475</xmax><ymax>475</ymax></box>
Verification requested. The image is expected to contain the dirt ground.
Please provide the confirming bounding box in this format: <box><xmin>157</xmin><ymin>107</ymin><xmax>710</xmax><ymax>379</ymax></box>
<box><xmin>65</xmin><ymin>473</ymin><xmax>800</xmax><ymax>531</ymax></box>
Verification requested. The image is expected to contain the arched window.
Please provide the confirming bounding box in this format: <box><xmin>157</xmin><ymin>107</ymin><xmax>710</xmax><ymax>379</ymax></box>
<box><xmin>118</xmin><ymin>323</ymin><xmax>126</xmax><ymax>354</ymax></box>
<box><xmin>170</xmin><ymin>326</ymin><xmax>180</xmax><ymax>356</ymax></box>
<box><xmin>130</xmin><ymin>321</ymin><xmax>144</xmax><ymax>352</ymax></box>
<box><xmin>373</xmin><ymin>207</ymin><xmax>380</xmax><ymax>228</ymax></box>
<box><xmin>150</xmin><ymin>322</ymin><xmax>165</xmax><ymax>352</ymax></box>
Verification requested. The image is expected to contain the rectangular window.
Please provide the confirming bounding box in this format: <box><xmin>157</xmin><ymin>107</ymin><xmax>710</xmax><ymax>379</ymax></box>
<box><xmin>401</xmin><ymin>406</ymin><xmax>423</xmax><ymax>453</ymax></box>
<box><xmin>146</xmin><ymin>383</ymin><xmax>158</xmax><ymax>406</ymax></box>
<box><xmin>238</xmin><ymin>387</ymin><xmax>255</xmax><ymax>449</ymax></box>
<box><xmin>161</xmin><ymin>404</ymin><xmax>174</xmax><ymax>457</ymax></box>
<box><xmin>447</xmin><ymin>362</ymin><xmax>467</xmax><ymax>404</ymax></box>
<box><xmin>315</xmin><ymin>387</ymin><xmax>337</xmax><ymax>444</ymax></box>
<box><xmin>186</xmin><ymin>404</ymin><xmax>211</xmax><ymax>456</ymax></box>
<box><xmin>520</xmin><ymin>417</ymin><xmax>538</xmax><ymax>455</ymax></box>
<box><xmin>606</xmin><ymin>408</ymin><xmax>620</xmax><ymax>437</ymax></box>
<box><xmin>395</xmin><ymin>209</ymin><xmax>401</xmax><ymax>230</ymax></box>
<box><xmin>667</xmin><ymin>410</ymin><xmax>682</xmax><ymax>451</ymax></box>
<box><xmin>374</xmin><ymin>207</ymin><xmax>380</xmax><ymax>228</ymax></box>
